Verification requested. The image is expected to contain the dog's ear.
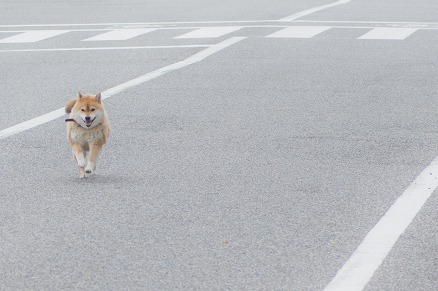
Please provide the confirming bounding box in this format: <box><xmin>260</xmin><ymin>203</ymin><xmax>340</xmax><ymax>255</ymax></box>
<box><xmin>95</xmin><ymin>92</ymin><xmax>102</xmax><ymax>103</ymax></box>
<box><xmin>77</xmin><ymin>91</ymin><xmax>83</xmax><ymax>100</ymax></box>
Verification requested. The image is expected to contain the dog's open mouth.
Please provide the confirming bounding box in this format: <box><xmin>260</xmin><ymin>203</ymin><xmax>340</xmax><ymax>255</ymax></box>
<box><xmin>83</xmin><ymin>117</ymin><xmax>96</xmax><ymax>127</ymax></box>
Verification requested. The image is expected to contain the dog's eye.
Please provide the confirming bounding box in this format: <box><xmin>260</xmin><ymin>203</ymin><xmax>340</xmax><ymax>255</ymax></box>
<box><xmin>91</xmin><ymin>108</ymin><xmax>95</xmax><ymax>112</ymax></box>
<box><xmin>81</xmin><ymin>109</ymin><xmax>85</xmax><ymax>112</ymax></box>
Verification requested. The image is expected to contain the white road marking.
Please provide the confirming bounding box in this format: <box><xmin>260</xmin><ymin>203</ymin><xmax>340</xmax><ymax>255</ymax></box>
<box><xmin>293</xmin><ymin>20</ymin><xmax>438</xmax><ymax>27</ymax></box>
<box><xmin>0</xmin><ymin>21</ymin><xmax>273</xmax><ymax>28</ymax></box>
<box><xmin>358</xmin><ymin>27</ymin><xmax>417</xmax><ymax>40</ymax></box>
<box><xmin>0</xmin><ymin>44</ymin><xmax>210</xmax><ymax>53</ymax></box>
<box><xmin>101</xmin><ymin>36</ymin><xmax>245</xmax><ymax>97</ymax></box>
<box><xmin>0</xmin><ymin>30</ymin><xmax>69</xmax><ymax>43</ymax></box>
<box><xmin>0</xmin><ymin>25</ymin><xmax>427</xmax><ymax>47</ymax></box>
<box><xmin>1</xmin><ymin>23</ymin><xmax>438</xmax><ymax>34</ymax></box>
<box><xmin>82</xmin><ymin>28</ymin><xmax>157</xmax><ymax>41</ymax></box>
<box><xmin>174</xmin><ymin>26</ymin><xmax>242</xmax><ymax>38</ymax></box>
<box><xmin>279</xmin><ymin>0</ymin><xmax>352</xmax><ymax>21</ymax></box>
<box><xmin>0</xmin><ymin>20</ymin><xmax>438</xmax><ymax>29</ymax></box>
<box><xmin>0</xmin><ymin>37</ymin><xmax>246</xmax><ymax>139</ymax></box>
<box><xmin>266</xmin><ymin>26</ymin><xmax>331</xmax><ymax>38</ymax></box>
<box><xmin>324</xmin><ymin>157</ymin><xmax>438</xmax><ymax>291</ymax></box>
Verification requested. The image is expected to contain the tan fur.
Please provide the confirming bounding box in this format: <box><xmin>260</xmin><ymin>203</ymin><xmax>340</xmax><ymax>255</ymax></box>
<box><xmin>65</xmin><ymin>98</ymin><xmax>77</xmax><ymax>113</ymax></box>
<box><xmin>66</xmin><ymin>92</ymin><xmax>110</xmax><ymax>178</ymax></box>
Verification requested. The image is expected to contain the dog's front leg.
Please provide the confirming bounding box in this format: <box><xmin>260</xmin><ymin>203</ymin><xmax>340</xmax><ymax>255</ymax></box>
<box><xmin>71</xmin><ymin>143</ymin><xmax>86</xmax><ymax>178</ymax></box>
<box><xmin>85</xmin><ymin>142</ymin><xmax>103</xmax><ymax>175</ymax></box>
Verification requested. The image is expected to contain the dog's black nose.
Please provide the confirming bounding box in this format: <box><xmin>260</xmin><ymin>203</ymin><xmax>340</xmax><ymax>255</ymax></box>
<box><xmin>85</xmin><ymin>116</ymin><xmax>91</xmax><ymax>121</ymax></box>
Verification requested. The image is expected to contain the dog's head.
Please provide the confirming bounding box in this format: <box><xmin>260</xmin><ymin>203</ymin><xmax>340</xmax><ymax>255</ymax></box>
<box><xmin>70</xmin><ymin>92</ymin><xmax>105</xmax><ymax>129</ymax></box>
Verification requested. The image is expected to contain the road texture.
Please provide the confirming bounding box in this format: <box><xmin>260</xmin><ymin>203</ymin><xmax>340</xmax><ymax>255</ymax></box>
<box><xmin>1</xmin><ymin>0</ymin><xmax>438</xmax><ymax>290</ymax></box>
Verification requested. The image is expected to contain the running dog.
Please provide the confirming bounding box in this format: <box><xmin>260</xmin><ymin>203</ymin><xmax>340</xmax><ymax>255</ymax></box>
<box><xmin>65</xmin><ymin>92</ymin><xmax>110</xmax><ymax>178</ymax></box>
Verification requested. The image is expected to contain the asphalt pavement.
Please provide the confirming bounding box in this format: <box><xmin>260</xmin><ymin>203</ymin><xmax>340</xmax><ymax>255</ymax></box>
<box><xmin>1</xmin><ymin>0</ymin><xmax>438</xmax><ymax>290</ymax></box>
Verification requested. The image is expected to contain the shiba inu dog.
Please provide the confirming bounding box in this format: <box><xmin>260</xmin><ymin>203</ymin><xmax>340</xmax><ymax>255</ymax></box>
<box><xmin>65</xmin><ymin>92</ymin><xmax>110</xmax><ymax>178</ymax></box>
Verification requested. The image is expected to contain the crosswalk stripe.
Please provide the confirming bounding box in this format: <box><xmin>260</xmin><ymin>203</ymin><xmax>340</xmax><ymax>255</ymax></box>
<box><xmin>266</xmin><ymin>26</ymin><xmax>332</xmax><ymax>38</ymax></box>
<box><xmin>82</xmin><ymin>28</ymin><xmax>157</xmax><ymax>41</ymax></box>
<box><xmin>0</xmin><ymin>44</ymin><xmax>211</xmax><ymax>53</ymax></box>
<box><xmin>0</xmin><ymin>26</ymin><xmax>427</xmax><ymax>45</ymax></box>
<box><xmin>0</xmin><ymin>30</ymin><xmax>69</xmax><ymax>43</ymax></box>
<box><xmin>174</xmin><ymin>26</ymin><xmax>242</xmax><ymax>39</ymax></box>
<box><xmin>358</xmin><ymin>28</ymin><xmax>417</xmax><ymax>40</ymax></box>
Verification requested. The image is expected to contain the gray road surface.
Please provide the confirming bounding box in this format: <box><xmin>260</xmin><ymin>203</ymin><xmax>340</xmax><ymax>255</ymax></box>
<box><xmin>1</xmin><ymin>0</ymin><xmax>438</xmax><ymax>290</ymax></box>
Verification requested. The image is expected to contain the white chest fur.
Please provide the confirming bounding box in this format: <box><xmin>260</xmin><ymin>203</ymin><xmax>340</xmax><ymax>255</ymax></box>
<box><xmin>69</xmin><ymin>125</ymin><xmax>104</xmax><ymax>146</ymax></box>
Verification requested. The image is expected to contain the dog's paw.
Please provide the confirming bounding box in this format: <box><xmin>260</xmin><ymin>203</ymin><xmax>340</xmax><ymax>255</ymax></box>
<box><xmin>77</xmin><ymin>157</ymin><xmax>86</xmax><ymax>168</ymax></box>
<box><xmin>78</xmin><ymin>167</ymin><xmax>86</xmax><ymax>178</ymax></box>
<box><xmin>85</xmin><ymin>162</ymin><xmax>95</xmax><ymax>175</ymax></box>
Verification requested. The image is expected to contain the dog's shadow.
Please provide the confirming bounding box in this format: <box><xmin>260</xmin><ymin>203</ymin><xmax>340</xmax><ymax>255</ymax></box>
<box><xmin>62</xmin><ymin>174</ymin><xmax>129</xmax><ymax>185</ymax></box>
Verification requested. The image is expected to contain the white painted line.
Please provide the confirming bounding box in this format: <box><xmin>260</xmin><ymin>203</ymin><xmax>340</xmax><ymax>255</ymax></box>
<box><xmin>101</xmin><ymin>36</ymin><xmax>245</xmax><ymax>98</ymax></box>
<box><xmin>1</xmin><ymin>19</ymin><xmax>438</xmax><ymax>29</ymax></box>
<box><xmin>0</xmin><ymin>44</ymin><xmax>210</xmax><ymax>53</ymax></box>
<box><xmin>266</xmin><ymin>26</ymin><xmax>331</xmax><ymax>38</ymax></box>
<box><xmin>82</xmin><ymin>28</ymin><xmax>157</xmax><ymax>41</ymax></box>
<box><xmin>358</xmin><ymin>28</ymin><xmax>417</xmax><ymax>40</ymax></box>
<box><xmin>0</xmin><ymin>30</ymin><xmax>69</xmax><ymax>43</ymax></box>
<box><xmin>324</xmin><ymin>157</ymin><xmax>438</xmax><ymax>291</ymax></box>
<box><xmin>0</xmin><ymin>20</ymin><xmax>274</xmax><ymax>28</ymax></box>
<box><xmin>0</xmin><ymin>37</ymin><xmax>246</xmax><ymax>140</ymax></box>
<box><xmin>292</xmin><ymin>20</ymin><xmax>438</xmax><ymax>26</ymax></box>
<box><xmin>174</xmin><ymin>26</ymin><xmax>242</xmax><ymax>38</ymax></box>
<box><xmin>279</xmin><ymin>0</ymin><xmax>352</xmax><ymax>21</ymax></box>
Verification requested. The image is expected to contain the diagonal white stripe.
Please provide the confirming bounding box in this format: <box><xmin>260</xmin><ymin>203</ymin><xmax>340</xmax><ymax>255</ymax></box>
<box><xmin>0</xmin><ymin>30</ymin><xmax>69</xmax><ymax>43</ymax></box>
<box><xmin>82</xmin><ymin>28</ymin><xmax>157</xmax><ymax>41</ymax></box>
<box><xmin>358</xmin><ymin>28</ymin><xmax>417</xmax><ymax>40</ymax></box>
<box><xmin>279</xmin><ymin>0</ymin><xmax>352</xmax><ymax>21</ymax></box>
<box><xmin>174</xmin><ymin>27</ymin><xmax>242</xmax><ymax>39</ymax></box>
<box><xmin>0</xmin><ymin>37</ymin><xmax>246</xmax><ymax>140</ymax></box>
<box><xmin>324</xmin><ymin>156</ymin><xmax>438</xmax><ymax>291</ymax></box>
<box><xmin>266</xmin><ymin>26</ymin><xmax>331</xmax><ymax>38</ymax></box>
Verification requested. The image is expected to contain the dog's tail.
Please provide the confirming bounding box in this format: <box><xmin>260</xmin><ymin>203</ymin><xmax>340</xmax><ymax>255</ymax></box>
<box><xmin>65</xmin><ymin>98</ymin><xmax>77</xmax><ymax>113</ymax></box>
